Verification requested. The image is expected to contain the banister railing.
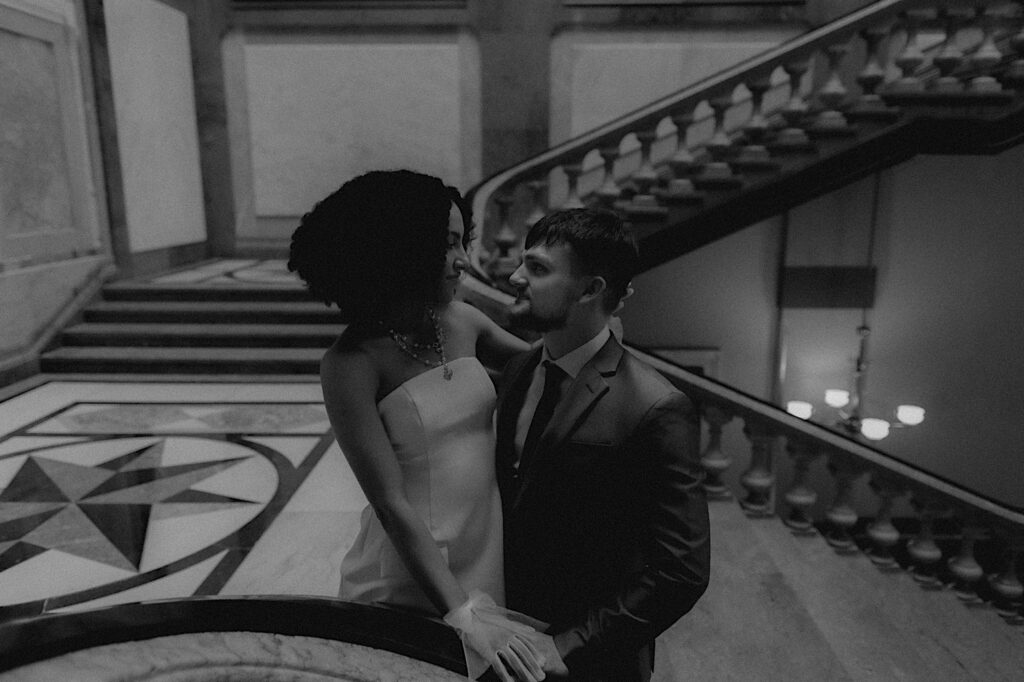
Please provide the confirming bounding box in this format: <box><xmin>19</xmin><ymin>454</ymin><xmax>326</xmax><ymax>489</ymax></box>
<box><xmin>633</xmin><ymin>341</ymin><xmax>1024</xmax><ymax>621</ymax></box>
<box><xmin>467</xmin><ymin>0</ymin><xmax>1024</xmax><ymax>283</ymax></box>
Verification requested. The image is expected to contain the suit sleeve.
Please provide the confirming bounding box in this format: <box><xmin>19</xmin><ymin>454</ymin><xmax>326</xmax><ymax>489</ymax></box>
<box><xmin>552</xmin><ymin>390</ymin><xmax>711</xmax><ymax>674</ymax></box>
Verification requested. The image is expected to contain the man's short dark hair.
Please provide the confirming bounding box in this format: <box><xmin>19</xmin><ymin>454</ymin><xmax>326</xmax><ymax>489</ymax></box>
<box><xmin>525</xmin><ymin>208</ymin><xmax>639</xmax><ymax>313</ymax></box>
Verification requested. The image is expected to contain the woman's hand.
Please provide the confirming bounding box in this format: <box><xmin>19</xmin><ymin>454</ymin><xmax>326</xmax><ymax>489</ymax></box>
<box><xmin>445</xmin><ymin>591</ymin><xmax>546</xmax><ymax>681</ymax></box>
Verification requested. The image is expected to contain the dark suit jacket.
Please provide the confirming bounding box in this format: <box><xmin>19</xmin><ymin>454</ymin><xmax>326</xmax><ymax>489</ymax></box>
<box><xmin>496</xmin><ymin>335</ymin><xmax>711</xmax><ymax>682</ymax></box>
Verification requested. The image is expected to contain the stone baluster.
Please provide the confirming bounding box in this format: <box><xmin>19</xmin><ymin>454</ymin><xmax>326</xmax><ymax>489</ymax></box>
<box><xmin>1002</xmin><ymin>1</ymin><xmax>1024</xmax><ymax>89</ymax></box>
<box><xmin>948</xmin><ymin>523</ymin><xmax>985</xmax><ymax>602</ymax></box>
<box><xmin>850</xmin><ymin>25</ymin><xmax>899</xmax><ymax>120</ymax></box>
<box><xmin>735</xmin><ymin>76</ymin><xmax>776</xmax><ymax>171</ymax></box>
<box><xmin>968</xmin><ymin>5</ymin><xmax>1004</xmax><ymax>92</ymax></box>
<box><xmin>700</xmin><ymin>406</ymin><xmax>734</xmax><ymax>499</ymax></box>
<box><xmin>524</xmin><ymin>179</ymin><xmax>547</xmax><ymax>228</ymax></box>
<box><xmin>740</xmin><ymin>419</ymin><xmax>775</xmax><ymax>517</ymax></box>
<box><xmin>866</xmin><ymin>474</ymin><xmax>906</xmax><ymax>570</ymax></box>
<box><xmin>782</xmin><ymin>439</ymin><xmax>820</xmax><ymax>535</ymax></box>
<box><xmin>932</xmin><ymin>9</ymin><xmax>968</xmax><ymax>92</ymax></box>
<box><xmin>659</xmin><ymin>109</ymin><xmax>702</xmax><ymax>203</ymax></box>
<box><xmin>890</xmin><ymin>11</ymin><xmax>928</xmax><ymax>92</ymax></box>
<box><xmin>811</xmin><ymin>43</ymin><xmax>853</xmax><ymax>134</ymax></box>
<box><xmin>484</xmin><ymin>194</ymin><xmax>520</xmax><ymax>293</ymax></box>
<box><xmin>626</xmin><ymin>123</ymin><xmax>668</xmax><ymax>219</ymax></box>
<box><xmin>668</xmin><ymin>109</ymin><xmax>696</xmax><ymax>178</ymax></box>
<box><xmin>824</xmin><ymin>453</ymin><xmax>865</xmax><ymax>553</ymax></box>
<box><xmin>561</xmin><ymin>162</ymin><xmax>585</xmax><ymax>209</ymax></box>
<box><xmin>706</xmin><ymin>94</ymin><xmax>735</xmax><ymax>161</ymax></box>
<box><xmin>630</xmin><ymin>125</ymin><xmax>660</xmax><ymax>195</ymax></box>
<box><xmin>594</xmin><ymin>145</ymin><xmax>622</xmax><ymax>207</ymax></box>
<box><xmin>907</xmin><ymin>494</ymin><xmax>946</xmax><ymax>589</ymax></box>
<box><xmin>989</xmin><ymin>535</ymin><xmax>1023</xmax><ymax>623</ymax></box>
<box><xmin>772</xmin><ymin>60</ymin><xmax>813</xmax><ymax>151</ymax></box>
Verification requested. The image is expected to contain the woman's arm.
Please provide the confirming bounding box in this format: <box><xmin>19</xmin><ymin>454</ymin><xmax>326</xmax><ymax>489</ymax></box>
<box><xmin>321</xmin><ymin>347</ymin><xmax>467</xmax><ymax>614</ymax></box>
<box><xmin>321</xmin><ymin>345</ymin><xmax>545</xmax><ymax>682</ymax></box>
<box><xmin>452</xmin><ymin>301</ymin><xmax>533</xmax><ymax>370</ymax></box>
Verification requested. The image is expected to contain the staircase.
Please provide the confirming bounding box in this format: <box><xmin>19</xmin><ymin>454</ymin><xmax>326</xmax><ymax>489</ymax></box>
<box><xmin>39</xmin><ymin>260</ymin><xmax>343</xmax><ymax>375</ymax></box>
<box><xmin>468</xmin><ymin>0</ymin><xmax>1024</xmax><ymax>279</ymax></box>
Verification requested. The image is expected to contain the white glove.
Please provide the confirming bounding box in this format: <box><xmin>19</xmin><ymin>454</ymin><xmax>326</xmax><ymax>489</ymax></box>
<box><xmin>444</xmin><ymin>590</ymin><xmax>547</xmax><ymax>681</ymax></box>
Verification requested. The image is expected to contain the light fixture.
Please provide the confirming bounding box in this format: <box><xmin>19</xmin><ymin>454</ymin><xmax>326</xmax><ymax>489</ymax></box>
<box><xmin>787</xmin><ymin>325</ymin><xmax>925</xmax><ymax>441</ymax></box>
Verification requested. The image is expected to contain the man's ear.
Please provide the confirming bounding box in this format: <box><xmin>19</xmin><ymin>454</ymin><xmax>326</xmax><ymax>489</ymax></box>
<box><xmin>578</xmin><ymin>276</ymin><xmax>608</xmax><ymax>304</ymax></box>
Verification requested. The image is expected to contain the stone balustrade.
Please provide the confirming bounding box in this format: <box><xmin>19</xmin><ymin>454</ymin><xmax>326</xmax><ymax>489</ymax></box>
<box><xmin>631</xmin><ymin>345</ymin><xmax>1024</xmax><ymax>626</ymax></box>
<box><xmin>468</xmin><ymin>0</ymin><xmax>1024</xmax><ymax>281</ymax></box>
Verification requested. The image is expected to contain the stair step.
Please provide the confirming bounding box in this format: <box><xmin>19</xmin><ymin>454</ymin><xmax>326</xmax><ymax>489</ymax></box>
<box><xmin>102</xmin><ymin>282</ymin><xmax>312</xmax><ymax>303</ymax></box>
<box><xmin>654</xmin><ymin>500</ymin><xmax>851</xmax><ymax>681</ymax></box>
<box><xmin>39</xmin><ymin>346</ymin><xmax>324</xmax><ymax>374</ymax></box>
<box><xmin>657</xmin><ymin>501</ymin><xmax>1024</xmax><ymax>681</ymax></box>
<box><xmin>746</xmin><ymin>514</ymin><xmax>1024</xmax><ymax>680</ymax></box>
<box><xmin>61</xmin><ymin>323</ymin><xmax>344</xmax><ymax>348</ymax></box>
<box><xmin>83</xmin><ymin>301</ymin><xmax>338</xmax><ymax>324</ymax></box>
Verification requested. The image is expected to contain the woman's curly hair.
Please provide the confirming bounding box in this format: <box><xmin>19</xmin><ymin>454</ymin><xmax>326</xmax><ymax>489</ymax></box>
<box><xmin>288</xmin><ymin>169</ymin><xmax>470</xmax><ymax>323</ymax></box>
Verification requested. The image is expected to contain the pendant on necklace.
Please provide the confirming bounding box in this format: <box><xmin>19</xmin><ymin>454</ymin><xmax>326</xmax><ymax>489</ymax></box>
<box><xmin>443</xmin><ymin>364</ymin><xmax>453</xmax><ymax>381</ymax></box>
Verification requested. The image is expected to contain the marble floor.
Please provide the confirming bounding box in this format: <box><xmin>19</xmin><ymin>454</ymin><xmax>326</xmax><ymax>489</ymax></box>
<box><xmin>0</xmin><ymin>259</ymin><xmax>372</xmax><ymax>622</ymax></box>
<box><xmin>0</xmin><ymin>377</ymin><xmax>368</xmax><ymax>622</ymax></box>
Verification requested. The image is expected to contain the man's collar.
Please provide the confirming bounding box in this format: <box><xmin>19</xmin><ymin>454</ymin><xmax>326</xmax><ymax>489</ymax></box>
<box><xmin>542</xmin><ymin>326</ymin><xmax>610</xmax><ymax>380</ymax></box>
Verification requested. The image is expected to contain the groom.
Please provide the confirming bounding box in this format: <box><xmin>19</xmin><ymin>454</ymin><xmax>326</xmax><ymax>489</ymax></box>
<box><xmin>495</xmin><ymin>207</ymin><xmax>711</xmax><ymax>681</ymax></box>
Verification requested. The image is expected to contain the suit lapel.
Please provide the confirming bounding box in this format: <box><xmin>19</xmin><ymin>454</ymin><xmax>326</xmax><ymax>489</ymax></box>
<box><xmin>514</xmin><ymin>336</ymin><xmax>624</xmax><ymax>504</ymax></box>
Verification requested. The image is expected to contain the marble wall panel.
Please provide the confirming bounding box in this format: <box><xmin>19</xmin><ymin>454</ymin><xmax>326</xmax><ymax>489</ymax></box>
<box><xmin>103</xmin><ymin>0</ymin><xmax>206</xmax><ymax>254</ymax></box>
<box><xmin>0</xmin><ymin>0</ymin><xmax>99</xmax><ymax>265</ymax></box>
<box><xmin>550</xmin><ymin>28</ymin><xmax>801</xmax><ymax>146</ymax></box>
<box><xmin>242</xmin><ymin>36</ymin><xmax>475</xmax><ymax>236</ymax></box>
<box><xmin>0</xmin><ymin>26</ymin><xmax>72</xmax><ymax>241</ymax></box>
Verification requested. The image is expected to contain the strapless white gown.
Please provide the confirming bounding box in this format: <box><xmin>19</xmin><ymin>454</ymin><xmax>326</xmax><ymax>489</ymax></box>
<box><xmin>338</xmin><ymin>356</ymin><xmax>505</xmax><ymax>612</ymax></box>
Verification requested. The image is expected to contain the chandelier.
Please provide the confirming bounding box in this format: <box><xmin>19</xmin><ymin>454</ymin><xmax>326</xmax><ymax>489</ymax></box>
<box><xmin>787</xmin><ymin>324</ymin><xmax>925</xmax><ymax>441</ymax></box>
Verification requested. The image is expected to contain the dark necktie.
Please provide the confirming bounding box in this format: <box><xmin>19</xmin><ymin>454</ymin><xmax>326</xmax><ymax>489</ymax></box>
<box><xmin>520</xmin><ymin>361</ymin><xmax>566</xmax><ymax>472</ymax></box>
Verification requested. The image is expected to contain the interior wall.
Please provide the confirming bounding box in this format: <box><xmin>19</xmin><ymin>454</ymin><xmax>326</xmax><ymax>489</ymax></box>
<box><xmin>549</xmin><ymin>26</ymin><xmax>801</xmax><ymax>145</ymax></box>
<box><xmin>628</xmin><ymin>145</ymin><xmax>1024</xmax><ymax>511</ymax></box>
<box><xmin>102</xmin><ymin>0</ymin><xmax>206</xmax><ymax>254</ymax></box>
<box><xmin>225</xmin><ymin>29</ymin><xmax>481</xmax><ymax>250</ymax></box>
<box><xmin>0</xmin><ymin>0</ymin><xmax>109</xmax><ymax>382</ymax></box>
<box><xmin>779</xmin><ymin>146</ymin><xmax>1024</xmax><ymax>509</ymax></box>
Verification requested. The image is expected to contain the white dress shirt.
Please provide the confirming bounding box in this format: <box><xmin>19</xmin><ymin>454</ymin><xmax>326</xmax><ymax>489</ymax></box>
<box><xmin>514</xmin><ymin>326</ymin><xmax>611</xmax><ymax>465</ymax></box>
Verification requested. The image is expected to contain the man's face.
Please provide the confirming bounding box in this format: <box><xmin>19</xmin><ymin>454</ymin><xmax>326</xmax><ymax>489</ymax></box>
<box><xmin>508</xmin><ymin>241</ymin><xmax>588</xmax><ymax>332</ymax></box>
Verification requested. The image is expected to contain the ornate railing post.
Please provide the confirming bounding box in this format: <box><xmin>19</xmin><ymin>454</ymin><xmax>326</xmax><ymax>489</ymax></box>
<box><xmin>812</xmin><ymin>42</ymin><xmax>852</xmax><ymax>133</ymax></box>
<box><xmin>740</xmin><ymin>419</ymin><xmax>776</xmax><ymax>517</ymax></box>
<box><xmin>773</xmin><ymin>59</ymin><xmax>813</xmax><ymax>151</ymax></box>
<box><xmin>948</xmin><ymin>522</ymin><xmax>986</xmax><ymax>603</ymax></box>
<box><xmin>866</xmin><ymin>473</ymin><xmax>907</xmax><ymax>570</ymax></box>
<box><xmin>561</xmin><ymin>162</ymin><xmax>585</xmax><ymax>209</ymax></box>
<box><xmin>968</xmin><ymin>5</ymin><xmax>1003</xmax><ymax>92</ymax></box>
<box><xmin>932</xmin><ymin>8</ymin><xmax>968</xmax><ymax>92</ymax></box>
<box><xmin>700</xmin><ymin>406</ymin><xmax>734</xmax><ymax>500</ymax></box>
<box><xmin>890</xmin><ymin>10</ymin><xmax>928</xmax><ymax>92</ymax></box>
<box><xmin>669</xmin><ymin>109</ymin><xmax>696</xmax><ymax>177</ymax></box>
<box><xmin>824</xmin><ymin>452</ymin><xmax>866</xmax><ymax>553</ymax></box>
<box><xmin>907</xmin><ymin>493</ymin><xmax>946</xmax><ymax>589</ymax></box>
<box><xmin>595</xmin><ymin>145</ymin><xmax>622</xmax><ymax>207</ymax></box>
<box><xmin>524</xmin><ymin>179</ymin><xmax>547</xmax><ymax>228</ymax></box>
<box><xmin>989</xmin><ymin>532</ymin><xmax>1023</xmax><ymax>623</ymax></box>
<box><xmin>782</xmin><ymin>438</ymin><xmax>820</xmax><ymax>535</ymax></box>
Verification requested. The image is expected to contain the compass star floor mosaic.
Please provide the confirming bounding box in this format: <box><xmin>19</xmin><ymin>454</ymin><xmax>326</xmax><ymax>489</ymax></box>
<box><xmin>0</xmin><ymin>379</ymin><xmax>367</xmax><ymax>621</ymax></box>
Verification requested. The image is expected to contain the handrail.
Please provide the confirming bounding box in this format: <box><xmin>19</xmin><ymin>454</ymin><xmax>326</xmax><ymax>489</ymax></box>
<box><xmin>626</xmin><ymin>344</ymin><xmax>1024</xmax><ymax>525</ymax></box>
<box><xmin>468</xmin><ymin>0</ymin><xmax>928</xmax><ymax>224</ymax></box>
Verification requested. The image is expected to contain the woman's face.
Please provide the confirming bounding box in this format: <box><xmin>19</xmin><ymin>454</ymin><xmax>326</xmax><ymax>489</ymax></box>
<box><xmin>439</xmin><ymin>202</ymin><xmax>470</xmax><ymax>302</ymax></box>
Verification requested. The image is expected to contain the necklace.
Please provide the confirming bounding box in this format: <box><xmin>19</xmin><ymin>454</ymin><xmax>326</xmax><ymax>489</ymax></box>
<box><xmin>381</xmin><ymin>307</ymin><xmax>452</xmax><ymax>381</ymax></box>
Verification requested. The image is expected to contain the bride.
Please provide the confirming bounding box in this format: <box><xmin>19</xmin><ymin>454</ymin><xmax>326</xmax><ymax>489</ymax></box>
<box><xmin>289</xmin><ymin>169</ymin><xmax>544</xmax><ymax>681</ymax></box>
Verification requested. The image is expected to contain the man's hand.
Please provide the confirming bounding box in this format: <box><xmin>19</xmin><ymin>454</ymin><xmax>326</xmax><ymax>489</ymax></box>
<box><xmin>517</xmin><ymin>632</ymin><xmax>568</xmax><ymax>679</ymax></box>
